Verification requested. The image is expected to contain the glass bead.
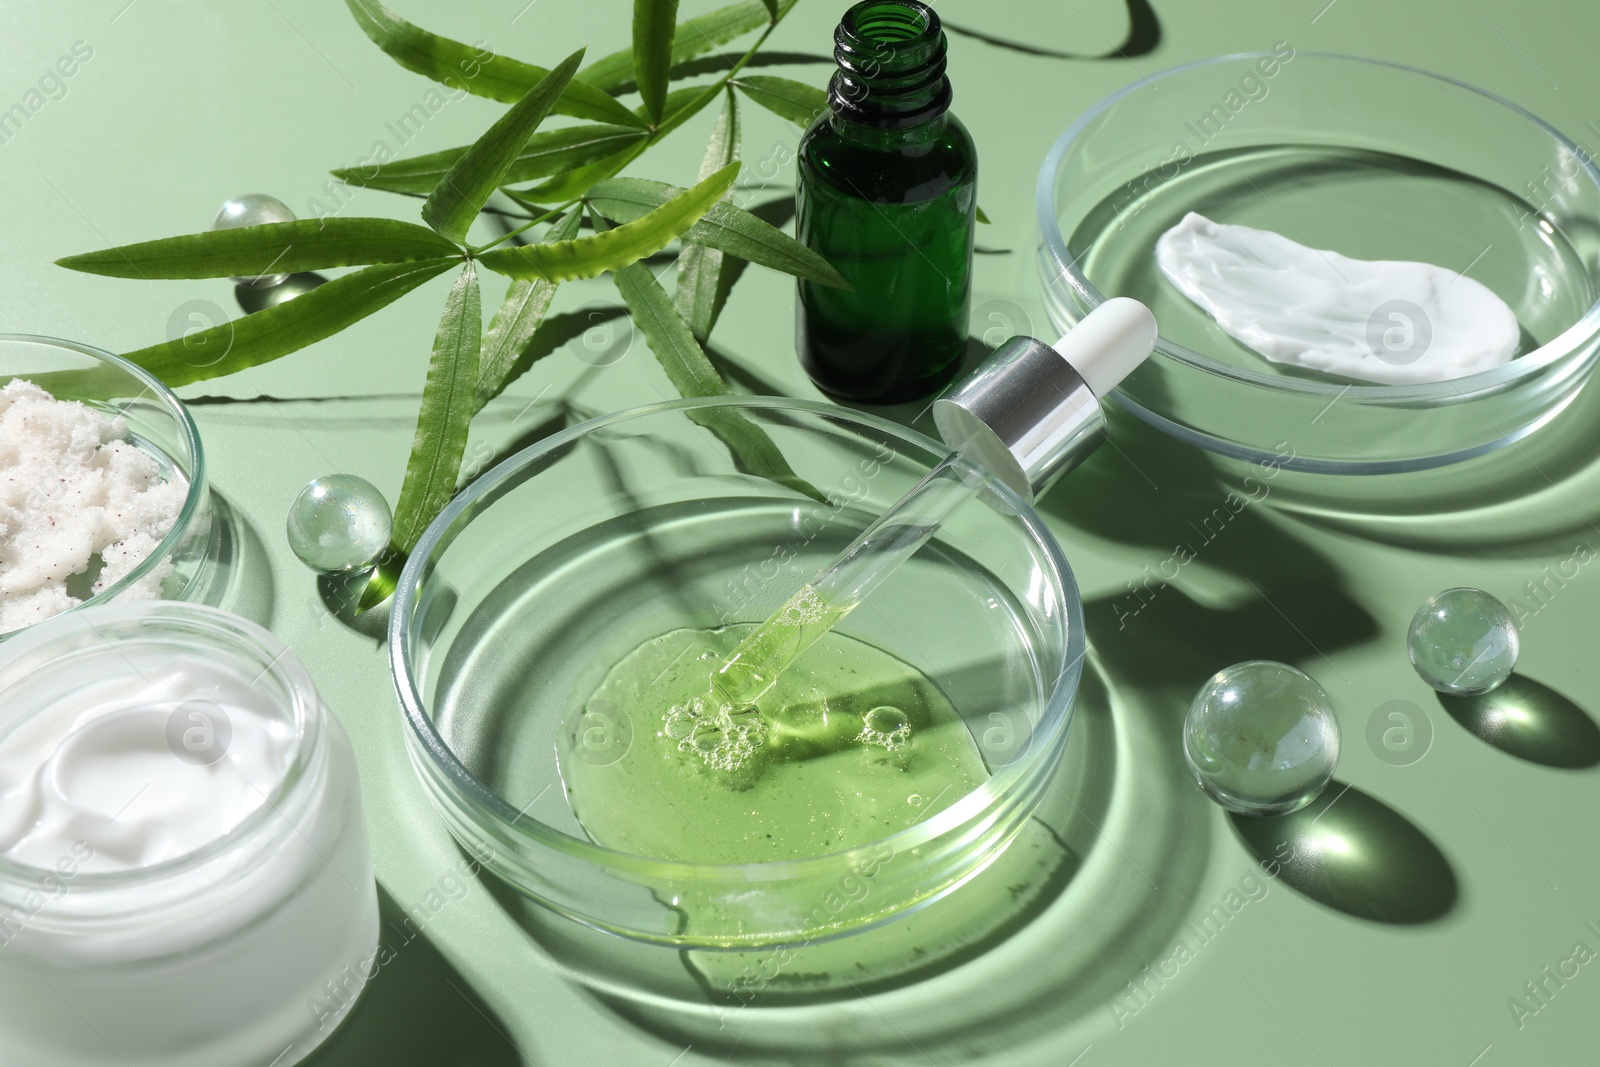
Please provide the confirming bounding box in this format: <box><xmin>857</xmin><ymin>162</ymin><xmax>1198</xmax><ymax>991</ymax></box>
<box><xmin>1407</xmin><ymin>587</ymin><xmax>1519</xmax><ymax>696</ymax></box>
<box><xmin>285</xmin><ymin>475</ymin><xmax>392</xmax><ymax>575</ymax></box>
<box><xmin>211</xmin><ymin>194</ymin><xmax>296</xmax><ymax>287</ymax></box>
<box><xmin>1183</xmin><ymin>661</ymin><xmax>1341</xmax><ymax>817</ymax></box>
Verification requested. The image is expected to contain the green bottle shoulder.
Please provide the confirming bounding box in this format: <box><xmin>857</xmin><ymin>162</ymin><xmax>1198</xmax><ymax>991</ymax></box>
<box><xmin>797</xmin><ymin>111</ymin><xmax>977</xmax><ymax>205</ymax></box>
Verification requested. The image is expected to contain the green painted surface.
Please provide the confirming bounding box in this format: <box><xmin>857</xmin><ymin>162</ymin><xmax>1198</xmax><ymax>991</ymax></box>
<box><xmin>3</xmin><ymin>1</ymin><xmax>1599</xmax><ymax>1064</ymax></box>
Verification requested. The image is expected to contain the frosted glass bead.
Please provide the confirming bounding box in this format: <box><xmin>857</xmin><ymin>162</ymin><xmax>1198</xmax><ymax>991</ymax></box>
<box><xmin>1184</xmin><ymin>661</ymin><xmax>1340</xmax><ymax>816</ymax></box>
<box><xmin>286</xmin><ymin>475</ymin><xmax>392</xmax><ymax>575</ymax></box>
<box><xmin>1407</xmin><ymin>587</ymin><xmax>1518</xmax><ymax>696</ymax></box>
<box><xmin>211</xmin><ymin>194</ymin><xmax>296</xmax><ymax>287</ymax></box>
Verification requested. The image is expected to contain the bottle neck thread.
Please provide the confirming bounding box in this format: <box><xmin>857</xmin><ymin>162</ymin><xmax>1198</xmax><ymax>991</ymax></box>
<box><xmin>829</xmin><ymin>0</ymin><xmax>951</xmax><ymax>130</ymax></box>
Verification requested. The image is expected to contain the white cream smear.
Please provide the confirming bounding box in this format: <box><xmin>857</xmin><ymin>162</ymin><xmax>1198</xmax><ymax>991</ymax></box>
<box><xmin>0</xmin><ymin>649</ymin><xmax>294</xmax><ymax>873</ymax></box>
<box><xmin>1155</xmin><ymin>212</ymin><xmax>1520</xmax><ymax>385</ymax></box>
<box><xmin>0</xmin><ymin>379</ymin><xmax>188</xmax><ymax>633</ymax></box>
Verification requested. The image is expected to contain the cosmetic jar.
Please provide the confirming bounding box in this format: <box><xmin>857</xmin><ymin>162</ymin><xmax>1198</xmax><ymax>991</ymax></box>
<box><xmin>0</xmin><ymin>602</ymin><xmax>377</xmax><ymax>1066</ymax></box>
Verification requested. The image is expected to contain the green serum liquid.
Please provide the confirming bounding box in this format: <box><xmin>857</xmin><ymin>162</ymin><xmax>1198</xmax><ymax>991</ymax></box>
<box><xmin>795</xmin><ymin>0</ymin><xmax>977</xmax><ymax>404</ymax></box>
<box><xmin>558</xmin><ymin>623</ymin><xmax>987</xmax><ymax>865</ymax></box>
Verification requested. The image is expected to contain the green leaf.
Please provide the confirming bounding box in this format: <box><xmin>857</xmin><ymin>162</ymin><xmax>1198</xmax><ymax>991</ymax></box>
<box><xmin>343</xmin><ymin>0</ymin><xmax>644</xmax><ymax>128</ymax></box>
<box><xmin>331</xmin><ymin>125</ymin><xmax>647</xmax><ymax>196</ymax></box>
<box><xmin>480</xmin><ymin>162</ymin><xmax>738</xmax><ymax>281</ymax></box>
<box><xmin>579</xmin><ymin>0</ymin><xmax>771</xmax><ymax>93</ymax></box>
<box><xmin>632</xmin><ymin>0</ymin><xmax>680</xmax><ymax>123</ymax></box>
<box><xmin>675</xmin><ymin>89</ymin><xmax>740</xmax><ymax>341</ymax></box>
<box><xmin>55</xmin><ymin>218</ymin><xmax>461</xmax><ymax>280</ymax></box>
<box><xmin>588</xmin><ymin>177</ymin><xmax>849</xmax><ymax>289</ymax></box>
<box><xmin>609</xmin><ymin>239</ymin><xmax>822</xmax><ymax>502</ymax></box>
<box><xmin>477</xmin><ymin>211</ymin><xmax>582</xmax><ymax>409</ymax></box>
<box><xmin>757</xmin><ymin>0</ymin><xmax>780</xmax><ymax>21</ymax></box>
<box><xmin>47</xmin><ymin>259</ymin><xmax>456</xmax><ymax>395</ymax></box>
<box><xmin>356</xmin><ymin>551</ymin><xmax>403</xmax><ymax>613</ymax></box>
<box><xmin>422</xmin><ymin>49</ymin><xmax>583</xmax><ymax>244</ymax></box>
<box><xmin>392</xmin><ymin>261</ymin><xmax>481</xmax><ymax>554</ymax></box>
<box><xmin>507</xmin><ymin>86</ymin><xmax>718</xmax><ymax>206</ymax></box>
<box><xmin>732</xmin><ymin>75</ymin><xmax>826</xmax><ymax>126</ymax></box>
<box><xmin>976</xmin><ymin>205</ymin><xmax>991</xmax><ymax>225</ymax></box>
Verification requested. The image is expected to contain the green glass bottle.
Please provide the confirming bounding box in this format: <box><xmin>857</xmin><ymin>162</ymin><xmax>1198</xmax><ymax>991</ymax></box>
<box><xmin>795</xmin><ymin>0</ymin><xmax>977</xmax><ymax>404</ymax></box>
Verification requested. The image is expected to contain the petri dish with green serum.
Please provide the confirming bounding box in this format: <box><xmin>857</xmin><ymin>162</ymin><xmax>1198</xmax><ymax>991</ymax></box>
<box><xmin>390</xmin><ymin>397</ymin><xmax>1084</xmax><ymax>948</ymax></box>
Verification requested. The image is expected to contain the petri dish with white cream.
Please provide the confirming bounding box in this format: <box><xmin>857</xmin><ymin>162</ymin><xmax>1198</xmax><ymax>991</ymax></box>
<box><xmin>0</xmin><ymin>602</ymin><xmax>377</xmax><ymax>1067</ymax></box>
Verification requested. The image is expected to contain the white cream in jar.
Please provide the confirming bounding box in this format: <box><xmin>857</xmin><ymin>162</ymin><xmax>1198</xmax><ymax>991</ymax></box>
<box><xmin>0</xmin><ymin>603</ymin><xmax>377</xmax><ymax>1067</ymax></box>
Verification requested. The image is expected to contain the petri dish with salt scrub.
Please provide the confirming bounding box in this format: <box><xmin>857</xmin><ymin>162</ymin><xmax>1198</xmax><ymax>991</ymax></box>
<box><xmin>0</xmin><ymin>335</ymin><xmax>212</xmax><ymax>637</ymax></box>
<box><xmin>391</xmin><ymin>397</ymin><xmax>1084</xmax><ymax>948</ymax></box>
<box><xmin>1038</xmin><ymin>53</ymin><xmax>1600</xmax><ymax>473</ymax></box>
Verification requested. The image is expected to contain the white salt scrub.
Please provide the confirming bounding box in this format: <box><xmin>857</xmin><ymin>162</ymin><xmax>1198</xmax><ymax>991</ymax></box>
<box><xmin>1155</xmin><ymin>212</ymin><xmax>1520</xmax><ymax>385</ymax></box>
<box><xmin>0</xmin><ymin>380</ymin><xmax>187</xmax><ymax>632</ymax></box>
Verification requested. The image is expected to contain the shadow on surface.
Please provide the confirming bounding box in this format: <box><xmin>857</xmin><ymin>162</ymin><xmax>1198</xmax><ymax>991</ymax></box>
<box><xmin>1052</xmin><ymin>406</ymin><xmax>1378</xmax><ymax>699</ymax></box>
<box><xmin>302</xmin><ymin>885</ymin><xmax>522</xmax><ymax>1066</ymax></box>
<box><xmin>1439</xmin><ymin>674</ymin><xmax>1600</xmax><ymax>769</ymax></box>
<box><xmin>195</xmin><ymin>490</ymin><xmax>276</xmax><ymax>629</ymax></box>
<box><xmin>1230</xmin><ymin>782</ymin><xmax>1458</xmax><ymax>925</ymax></box>
<box><xmin>944</xmin><ymin>0</ymin><xmax>1160</xmax><ymax>58</ymax></box>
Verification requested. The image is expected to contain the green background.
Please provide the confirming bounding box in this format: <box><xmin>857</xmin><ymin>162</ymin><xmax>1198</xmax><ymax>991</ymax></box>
<box><xmin>4</xmin><ymin>1</ymin><xmax>1599</xmax><ymax>1064</ymax></box>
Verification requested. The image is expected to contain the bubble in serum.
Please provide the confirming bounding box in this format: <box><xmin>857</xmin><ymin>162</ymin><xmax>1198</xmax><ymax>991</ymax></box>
<box><xmin>860</xmin><ymin>705</ymin><xmax>912</xmax><ymax>750</ymax></box>
<box><xmin>1407</xmin><ymin>587</ymin><xmax>1519</xmax><ymax>696</ymax></box>
<box><xmin>1184</xmin><ymin>661</ymin><xmax>1340</xmax><ymax>816</ymax></box>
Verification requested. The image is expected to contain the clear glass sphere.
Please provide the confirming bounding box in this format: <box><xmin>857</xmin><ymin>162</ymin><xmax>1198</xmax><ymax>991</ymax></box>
<box><xmin>211</xmin><ymin>194</ymin><xmax>296</xmax><ymax>287</ymax></box>
<box><xmin>1183</xmin><ymin>660</ymin><xmax>1341</xmax><ymax>816</ymax></box>
<box><xmin>1407</xmin><ymin>587</ymin><xmax>1519</xmax><ymax>696</ymax></box>
<box><xmin>285</xmin><ymin>475</ymin><xmax>392</xmax><ymax>575</ymax></box>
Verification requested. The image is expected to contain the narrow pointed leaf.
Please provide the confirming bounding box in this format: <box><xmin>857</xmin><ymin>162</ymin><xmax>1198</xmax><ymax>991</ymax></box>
<box><xmin>588</xmin><ymin>177</ymin><xmax>849</xmax><ymax>289</ymax></box>
<box><xmin>676</xmin><ymin>90</ymin><xmax>740</xmax><ymax>341</ymax></box>
<box><xmin>46</xmin><ymin>260</ymin><xmax>455</xmax><ymax>396</ymax></box>
<box><xmin>732</xmin><ymin>75</ymin><xmax>826</xmax><ymax>126</ymax></box>
<box><xmin>331</xmin><ymin>125</ymin><xmax>647</xmax><ymax>196</ymax></box>
<box><xmin>610</xmin><ymin>249</ymin><xmax>822</xmax><ymax>502</ymax></box>
<box><xmin>508</xmin><ymin>86</ymin><xmax>719</xmax><ymax>205</ymax></box>
<box><xmin>580</xmin><ymin>0</ymin><xmax>771</xmax><ymax>92</ymax></box>
<box><xmin>356</xmin><ymin>552</ymin><xmax>403</xmax><ymax>613</ymax></box>
<box><xmin>976</xmin><ymin>205</ymin><xmax>991</xmax><ymax>225</ymax></box>
<box><xmin>757</xmin><ymin>0</ymin><xmax>780</xmax><ymax>21</ymax></box>
<box><xmin>477</xmin><ymin>211</ymin><xmax>582</xmax><ymax>409</ymax></box>
<box><xmin>422</xmin><ymin>49</ymin><xmax>583</xmax><ymax>243</ymax></box>
<box><xmin>392</xmin><ymin>261</ymin><xmax>481</xmax><ymax>554</ymax></box>
<box><xmin>632</xmin><ymin>0</ymin><xmax>680</xmax><ymax>123</ymax></box>
<box><xmin>56</xmin><ymin>219</ymin><xmax>460</xmax><ymax>280</ymax></box>
<box><xmin>481</xmin><ymin>162</ymin><xmax>738</xmax><ymax>281</ymax></box>
<box><xmin>344</xmin><ymin>0</ymin><xmax>644</xmax><ymax>127</ymax></box>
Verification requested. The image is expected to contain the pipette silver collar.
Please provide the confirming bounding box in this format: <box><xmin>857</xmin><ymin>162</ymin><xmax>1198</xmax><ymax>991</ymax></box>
<box><xmin>932</xmin><ymin>336</ymin><xmax>1105</xmax><ymax>505</ymax></box>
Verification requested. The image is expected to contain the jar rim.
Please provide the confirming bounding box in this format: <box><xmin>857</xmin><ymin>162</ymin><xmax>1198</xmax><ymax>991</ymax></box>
<box><xmin>0</xmin><ymin>602</ymin><xmax>323</xmax><ymax>891</ymax></box>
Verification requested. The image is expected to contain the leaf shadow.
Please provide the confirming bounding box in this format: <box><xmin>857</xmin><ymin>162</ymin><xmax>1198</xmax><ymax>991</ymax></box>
<box><xmin>943</xmin><ymin>0</ymin><xmax>1161</xmax><ymax>59</ymax></box>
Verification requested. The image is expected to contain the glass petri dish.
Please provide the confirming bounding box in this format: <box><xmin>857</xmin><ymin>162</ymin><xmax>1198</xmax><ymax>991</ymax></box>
<box><xmin>390</xmin><ymin>397</ymin><xmax>1084</xmax><ymax>948</ymax></box>
<box><xmin>0</xmin><ymin>335</ymin><xmax>212</xmax><ymax>637</ymax></box>
<box><xmin>1037</xmin><ymin>52</ymin><xmax>1600</xmax><ymax>474</ymax></box>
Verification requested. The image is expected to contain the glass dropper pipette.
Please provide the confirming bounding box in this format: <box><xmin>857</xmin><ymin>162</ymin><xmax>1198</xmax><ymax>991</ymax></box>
<box><xmin>711</xmin><ymin>297</ymin><xmax>1159</xmax><ymax>707</ymax></box>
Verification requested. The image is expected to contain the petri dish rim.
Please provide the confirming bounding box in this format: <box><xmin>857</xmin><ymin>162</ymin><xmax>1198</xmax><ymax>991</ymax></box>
<box><xmin>390</xmin><ymin>395</ymin><xmax>1084</xmax><ymax>884</ymax></box>
<box><xmin>1035</xmin><ymin>51</ymin><xmax>1600</xmax><ymax>404</ymax></box>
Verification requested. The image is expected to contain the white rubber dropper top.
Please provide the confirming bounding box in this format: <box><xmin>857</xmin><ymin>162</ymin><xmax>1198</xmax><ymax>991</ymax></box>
<box><xmin>1051</xmin><ymin>297</ymin><xmax>1160</xmax><ymax>397</ymax></box>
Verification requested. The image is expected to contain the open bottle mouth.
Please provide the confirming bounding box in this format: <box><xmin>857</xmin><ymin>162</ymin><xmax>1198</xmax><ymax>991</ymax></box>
<box><xmin>830</xmin><ymin>0</ymin><xmax>951</xmax><ymax>128</ymax></box>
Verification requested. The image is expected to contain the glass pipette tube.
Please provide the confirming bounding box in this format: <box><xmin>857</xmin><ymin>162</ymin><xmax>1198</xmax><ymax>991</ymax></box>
<box><xmin>711</xmin><ymin>450</ymin><xmax>988</xmax><ymax>706</ymax></box>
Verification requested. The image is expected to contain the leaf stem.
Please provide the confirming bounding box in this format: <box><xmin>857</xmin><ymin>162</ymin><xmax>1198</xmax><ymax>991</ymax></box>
<box><xmin>471</xmin><ymin>199</ymin><xmax>581</xmax><ymax>253</ymax></box>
